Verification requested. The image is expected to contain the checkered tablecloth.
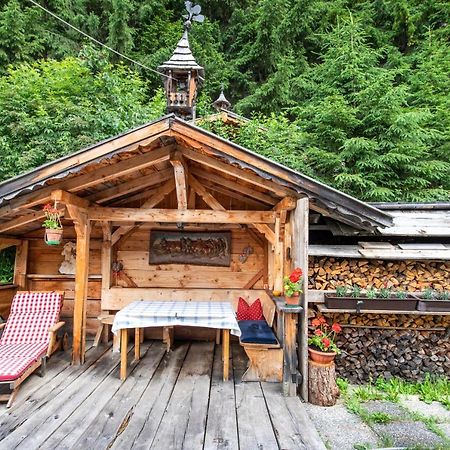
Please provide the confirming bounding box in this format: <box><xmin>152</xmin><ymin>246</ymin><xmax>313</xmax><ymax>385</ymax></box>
<box><xmin>112</xmin><ymin>301</ymin><xmax>241</xmax><ymax>336</ymax></box>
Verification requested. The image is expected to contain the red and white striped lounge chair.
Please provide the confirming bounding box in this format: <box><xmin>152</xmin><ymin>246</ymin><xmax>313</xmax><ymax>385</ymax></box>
<box><xmin>0</xmin><ymin>291</ymin><xmax>65</xmax><ymax>408</ymax></box>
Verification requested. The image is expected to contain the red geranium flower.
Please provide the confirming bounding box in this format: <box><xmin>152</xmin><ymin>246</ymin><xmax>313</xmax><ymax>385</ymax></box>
<box><xmin>332</xmin><ymin>323</ymin><xmax>342</xmax><ymax>333</ymax></box>
<box><xmin>311</xmin><ymin>318</ymin><xmax>321</xmax><ymax>327</ymax></box>
<box><xmin>314</xmin><ymin>329</ymin><xmax>323</xmax><ymax>336</ymax></box>
<box><xmin>322</xmin><ymin>337</ymin><xmax>330</xmax><ymax>348</ymax></box>
<box><xmin>294</xmin><ymin>268</ymin><xmax>303</xmax><ymax>276</ymax></box>
<box><xmin>289</xmin><ymin>273</ymin><xmax>300</xmax><ymax>283</ymax></box>
<box><xmin>319</xmin><ymin>316</ymin><xmax>327</xmax><ymax>325</ymax></box>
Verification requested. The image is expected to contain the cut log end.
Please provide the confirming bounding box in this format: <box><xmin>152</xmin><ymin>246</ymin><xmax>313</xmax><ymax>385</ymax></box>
<box><xmin>308</xmin><ymin>359</ymin><xmax>340</xmax><ymax>406</ymax></box>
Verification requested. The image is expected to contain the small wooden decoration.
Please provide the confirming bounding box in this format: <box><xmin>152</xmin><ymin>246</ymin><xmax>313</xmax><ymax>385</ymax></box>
<box><xmin>58</xmin><ymin>241</ymin><xmax>76</xmax><ymax>275</ymax></box>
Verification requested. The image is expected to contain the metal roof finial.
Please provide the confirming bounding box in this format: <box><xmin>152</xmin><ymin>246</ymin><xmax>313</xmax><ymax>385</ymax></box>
<box><xmin>183</xmin><ymin>1</ymin><xmax>205</xmax><ymax>32</ymax></box>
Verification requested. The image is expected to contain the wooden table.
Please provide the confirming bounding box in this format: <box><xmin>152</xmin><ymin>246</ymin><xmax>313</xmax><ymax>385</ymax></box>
<box><xmin>112</xmin><ymin>301</ymin><xmax>240</xmax><ymax>382</ymax></box>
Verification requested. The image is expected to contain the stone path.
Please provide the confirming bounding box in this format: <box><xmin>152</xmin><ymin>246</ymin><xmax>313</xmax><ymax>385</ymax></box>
<box><xmin>305</xmin><ymin>395</ymin><xmax>450</xmax><ymax>450</ymax></box>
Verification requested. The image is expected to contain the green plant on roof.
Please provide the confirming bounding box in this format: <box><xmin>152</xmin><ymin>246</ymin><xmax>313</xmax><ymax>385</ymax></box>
<box><xmin>366</xmin><ymin>288</ymin><xmax>377</xmax><ymax>299</ymax></box>
<box><xmin>436</xmin><ymin>290</ymin><xmax>450</xmax><ymax>301</ymax></box>
<box><xmin>422</xmin><ymin>287</ymin><xmax>435</xmax><ymax>300</ymax></box>
<box><xmin>335</xmin><ymin>286</ymin><xmax>347</xmax><ymax>297</ymax></box>
<box><xmin>351</xmin><ymin>285</ymin><xmax>361</xmax><ymax>298</ymax></box>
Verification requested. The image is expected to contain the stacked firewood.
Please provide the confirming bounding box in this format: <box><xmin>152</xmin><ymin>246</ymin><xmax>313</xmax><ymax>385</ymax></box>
<box><xmin>334</xmin><ymin>328</ymin><xmax>450</xmax><ymax>383</ymax></box>
<box><xmin>308</xmin><ymin>257</ymin><xmax>450</xmax><ymax>291</ymax></box>
<box><xmin>307</xmin><ymin>311</ymin><xmax>450</xmax><ymax>382</ymax></box>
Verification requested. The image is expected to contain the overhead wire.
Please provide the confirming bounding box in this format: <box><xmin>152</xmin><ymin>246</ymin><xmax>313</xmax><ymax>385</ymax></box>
<box><xmin>26</xmin><ymin>0</ymin><xmax>172</xmax><ymax>79</ymax></box>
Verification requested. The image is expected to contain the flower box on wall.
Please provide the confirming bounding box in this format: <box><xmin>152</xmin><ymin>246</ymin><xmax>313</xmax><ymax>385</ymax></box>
<box><xmin>324</xmin><ymin>294</ymin><xmax>418</xmax><ymax>312</ymax></box>
<box><xmin>416</xmin><ymin>299</ymin><xmax>450</xmax><ymax>312</ymax></box>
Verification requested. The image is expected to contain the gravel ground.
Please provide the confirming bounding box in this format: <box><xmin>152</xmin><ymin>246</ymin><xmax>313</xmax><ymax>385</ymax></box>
<box><xmin>305</xmin><ymin>396</ymin><xmax>450</xmax><ymax>449</ymax></box>
<box><xmin>305</xmin><ymin>401</ymin><xmax>379</xmax><ymax>450</ymax></box>
<box><xmin>399</xmin><ymin>395</ymin><xmax>450</xmax><ymax>424</ymax></box>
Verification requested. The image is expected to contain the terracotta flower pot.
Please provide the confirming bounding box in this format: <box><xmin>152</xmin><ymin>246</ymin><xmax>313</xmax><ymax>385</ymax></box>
<box><xmin>45</xmin><ymin>228</ymin><xmax>63</xmax><ymax>245</ymax></box>
<box><xmin>285</xmin><ymin>292</ymin><xmax>300</xmax><ymax>306</ymax></box>
<box><xmin>308</xmin><ymin>347</ymin><xmax>336</xmax><ymax>364</ymax></box>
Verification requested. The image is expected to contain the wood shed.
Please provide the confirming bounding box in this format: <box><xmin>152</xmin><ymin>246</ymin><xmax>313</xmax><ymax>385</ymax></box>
<box><xmin>0</xmin><ymin>113</ymin><xmax>392</xmax><ymax>398</ymax></box>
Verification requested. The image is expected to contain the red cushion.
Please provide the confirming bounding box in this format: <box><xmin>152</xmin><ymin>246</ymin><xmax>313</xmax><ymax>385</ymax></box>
<box><xmin>0</xmin><ymin>355</ymin><xmax>39</xmax><ymax>381</ymax></box>
<box><xmin>237</xmin><ymin>297</ymin><xmax>264</xmax><ymax>321</ymax></box>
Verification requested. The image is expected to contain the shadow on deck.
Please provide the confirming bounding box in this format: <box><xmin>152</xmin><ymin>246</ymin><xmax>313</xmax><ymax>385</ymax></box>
<box><xmin>0</xmin><ymin>341</ymin><xmax>325</xmax><ymax>449</ymax></box>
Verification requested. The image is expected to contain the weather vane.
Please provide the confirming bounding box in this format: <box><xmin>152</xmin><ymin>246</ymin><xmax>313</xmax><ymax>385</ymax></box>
<box><xmin>183</xmin><ymin>1</ymin><xmax>204</xmax><ymax>31</ymax></box>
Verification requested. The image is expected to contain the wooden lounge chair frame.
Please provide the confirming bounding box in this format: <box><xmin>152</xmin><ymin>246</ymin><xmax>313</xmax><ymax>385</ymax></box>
<box><xmin>0</xmin><ymin>291</ymin><xmax>67</xmax><ymax>408</ymax></box>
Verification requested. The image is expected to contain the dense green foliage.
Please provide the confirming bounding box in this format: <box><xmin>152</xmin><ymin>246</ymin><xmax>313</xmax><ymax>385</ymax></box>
<box><xmin>0</xmin><ymin>0</ymin><xmax>448</xmax><ymax>201</ymax></box>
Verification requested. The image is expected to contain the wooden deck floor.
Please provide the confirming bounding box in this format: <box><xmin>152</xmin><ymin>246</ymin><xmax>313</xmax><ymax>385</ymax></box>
<box><xmin>0</xmin><ymin>341</ymin><xmax>325</xmax><ymax>450</ymax></box>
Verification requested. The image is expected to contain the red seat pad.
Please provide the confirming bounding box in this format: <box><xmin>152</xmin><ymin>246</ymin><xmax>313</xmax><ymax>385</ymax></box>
<box><xmin>0</xmin><ymin>342</ymin><xmax>48</xmax><ymax>358</ymax></box>
<box><xmin>0</xmin><ymin>355</ymin><xmax>40</xmax><ymax>382</ymax></box>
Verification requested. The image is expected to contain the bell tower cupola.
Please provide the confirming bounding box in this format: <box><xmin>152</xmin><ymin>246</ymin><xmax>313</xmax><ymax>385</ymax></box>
<box><xmin>158</xmin><ymin>2</ymin><xmax>205</xmax><ymax>121</ymax></box>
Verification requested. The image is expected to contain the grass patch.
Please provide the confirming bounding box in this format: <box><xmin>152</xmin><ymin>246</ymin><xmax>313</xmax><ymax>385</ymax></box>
<box><xmin>375</xmin><ymin>374</ymin><xmax>450</xmax><ymax>408</ymax></box>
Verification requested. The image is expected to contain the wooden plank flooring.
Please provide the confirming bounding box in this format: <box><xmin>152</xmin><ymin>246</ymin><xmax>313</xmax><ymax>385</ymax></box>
<box><xmin>0</xmin><ymin>341</ymin><xmax>325</xmax><ymax>450</ymax></box>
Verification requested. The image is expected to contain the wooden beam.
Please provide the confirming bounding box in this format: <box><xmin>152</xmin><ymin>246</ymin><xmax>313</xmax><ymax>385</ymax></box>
<box><xmin>188</xmin><ymin>175</ymin><xmax>225</xmax><ymax>211</ymax></box>
<box><xmin>243</xmin><ymin>269</ymin><xmax>264</xmax><ymax>289</ymax></box>
<box><xmin>273</xmin><ymin>197</ymin><xmax>297</xmax><ymax>212</ymax></box>
<box><xmin>182</xmin><ymin>148</ymin><xmax>295</xmax><ymax>198</ymax></box>
<box><xmin>13</xmin><ymin>240</ymin><xmax>28</xmax><ymax>290</ymax></box>
<box><xmin>88</xmin><ymin>168</ymin><xmax>173</xmax><ymax>204</ymax></box>
<box><xmin>0</xmin><ymin>146</ymin><xmax>172</xmax><ymax>214</ymax></box>
<box><xmin>0</xmin><ymin>238</ymin><xmax>21</xmax><ymax>251</ymax></box>
<box><xmin>170</xmin><ymin>152</ymin><xmax>188</xmax><ymax>210</ymax></box>
<box><xmin>187</xmin><ymin>188</ymin><xmax>196</xmax><ymax>209</ymax></box>
<box><xmin>252</xmin><ymin>224</ymin><xmax>276</xmax><ymax>245</ymax></box>
<box><xmin>51</xmin><ymin>190</ymin><xmax>90</xmax><ymax>209</ymax></box>
<box><xmin>191</xmin><ymin>167</ymin><xmax>278</xmax><ymax>206</ymax></box>
<box><xmin>89</xmin><ymin>208</ymin><xmax>277</xmax><ymax>224</ymax></box>
<box><xmin>195</xmin><ymin>178</ymin><xmax>268</xmax><ymax>210</ymax></box>
<box><xmin>0</xmin><ymin>210</ymin><xmax>59</xmax><ymax>234</ymax></box>
<box><xmin>110</xmin><ymin>179</ymin><xmax>176</xmax><ymax>245</ymax></box>
<box><xmin>291</xmin><ymin>197</ymin><xmax>309</xmax><ymax>401</ymax></box>
<box><xmin>68</xmin><ymin>205</ymin><xmax>90</xmax><ymax>365</ymax></box>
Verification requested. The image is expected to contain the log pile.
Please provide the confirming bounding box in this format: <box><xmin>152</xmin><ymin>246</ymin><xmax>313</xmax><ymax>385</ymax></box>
<box><xmin>308</xmin><ymin>257</ymin><xmax>450</xmax><ymax>291</ymax></box>
<box><xmin>333</xmin><ymin>328</ymin><xmax>450</xmax><ymax>383</ymax></box>
<box><xmin>308</xmin><ymin>311</ymin><xmax>450</xmax><ymax>383</ymax></box>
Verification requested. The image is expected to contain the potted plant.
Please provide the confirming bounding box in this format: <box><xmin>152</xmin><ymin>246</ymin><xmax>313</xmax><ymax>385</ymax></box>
<box><xmin>42</xmin><ymin>203</ymin><xmax>63</xmax><ymax>245</ymax></box>
<box><xmin>308</xmin><ymin>316</ymin><xmax>341</xmax><ymax>364</ymax></box>
<box><xmin>283</xmin><ymin>267</ymin><xmax>303</xmax><ymax>306</ymax></box>
<box><xmin>324</xmin><ymin>284</ymin><xmax>417</xmax><ymax>312</ymax></box>
<box><xmin>416</xmin><ymin>288</ymin><xmax>450</xmax><ymax>312</ymax></box>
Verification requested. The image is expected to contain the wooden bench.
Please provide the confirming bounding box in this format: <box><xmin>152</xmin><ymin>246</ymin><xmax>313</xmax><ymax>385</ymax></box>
<box><xmin>235</xmin><ymin>293</ymin><xmax>283</xmax><ymax>382</ymax></box>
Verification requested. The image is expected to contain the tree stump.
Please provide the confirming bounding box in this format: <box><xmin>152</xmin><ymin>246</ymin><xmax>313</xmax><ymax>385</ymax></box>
<box><xmin>308</xmin><ymin>359</ymin><xmax>340</xmax><ymax>406</ymax></box>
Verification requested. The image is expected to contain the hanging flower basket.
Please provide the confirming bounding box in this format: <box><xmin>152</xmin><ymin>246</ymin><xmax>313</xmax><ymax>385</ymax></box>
<box><xmin>42</xmin><ymin>203</ymin><xmax>63</xmax><ymax>246</ymax></box>
<box><xmin>44</xmin><ymin>228</ymin><xmax>64</xmax><ymax>245</ymax></box>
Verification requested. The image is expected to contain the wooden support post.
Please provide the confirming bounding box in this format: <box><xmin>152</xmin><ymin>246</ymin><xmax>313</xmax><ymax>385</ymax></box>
<box><xmin>67</xmin><ymin>204</ymin><xmax>90</xmax><ymax>365</ymax></box>
<box><xmin>282</xmin><ymin>311</ymin><xmax>299</xmax><ymax>396</ymax></box>
<box><xmin>223</xmin><ymin>329</ymin><xmax>230</xmax><ymax>381</ymax></box>
<box><xmin>171</xmin><ymin>152</ymin><xmax>188</xmax><ymax>210</ymax></box>
<box><xmin>13</xmin><ymin>240</ymin><xmax>28</xmax><ymax>290</ymax></box>
<box><xmin>101</xmin><ymin>222</ymin><xmax>112</xmax><ymax>343</ymax></box>
<box><xmin>120</xmin><ymin>328</ymin><xmax>128</xmax><ymax>381</ymax></box>
<box><xmin>290</xmin><ymin>197</ymin><xmax>309</xmax><ymax>401</ymax></box>
<box><xmin>134</xmin><ymin>328</ymin><xmax>141</xmax><ymax>361</ymax></box>
<box><xmin>273</xmin><ymin>217</ymin><xmax>284</xmax><ymax>293</ymax></box>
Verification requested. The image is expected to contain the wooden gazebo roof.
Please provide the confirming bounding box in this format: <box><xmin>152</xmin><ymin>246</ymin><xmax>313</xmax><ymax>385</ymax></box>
<box><xmin>0</xmin><ymin>114</ymin><xmax>392</xmax><ymax>235</ymax></box>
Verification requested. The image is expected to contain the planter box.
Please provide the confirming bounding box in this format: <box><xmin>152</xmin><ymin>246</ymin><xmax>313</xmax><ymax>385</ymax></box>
<box><xmin>416</xmin><ymin>299</ymin><xmax>450</xmax><ymax>312</ymax></box>
<box><xmin>324</xmin><ymin>294</ymin><xmax>417</xmax><ymax>312</ymax></box>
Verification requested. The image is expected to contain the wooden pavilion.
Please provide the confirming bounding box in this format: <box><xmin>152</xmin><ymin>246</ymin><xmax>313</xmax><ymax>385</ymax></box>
<box><xmin>0</xmin><ymin>15</ymin><xmax>393</xmax><ymax>401</ymax></box>
<box><xmin>0</xmin><ymin>112</ymin><xmax>392</xmax><ymax>399</ymax></box>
